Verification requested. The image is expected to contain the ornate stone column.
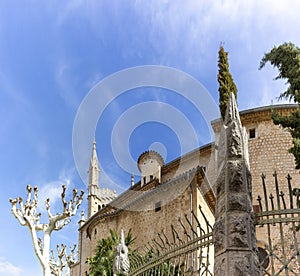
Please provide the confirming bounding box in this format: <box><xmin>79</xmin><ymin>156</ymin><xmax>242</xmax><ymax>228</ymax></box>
<box><xmin>213</xmin><ymin>93</ymin><xmax>261</xmax><ymax>275</ymax></box>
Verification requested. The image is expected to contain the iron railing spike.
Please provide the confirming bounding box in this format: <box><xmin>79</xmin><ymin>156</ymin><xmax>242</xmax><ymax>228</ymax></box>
<box><xmin>262</xmin><ymin>173</ymin><xmax>269</xmax><ymax>213</ymax></box>
<box><xmin>184</xmin><ymin>213</ymin><xmax>198</xmax><ymax>237</ymax></box>
<box><xmin>257</xmin><ymin>195</ymin><xmax>263</xmax><ymax>212</ymax></box>
<box><xmin>178</xmin><ymin>217</ymin><xmax>191</xmax><ymax>240</ymax></box>
<box><xmin>157</xmin><ymin>232</ymin><xmax>166</xmax><ymax>249</ymax></box>
<box><xmin>170</xmin><ymin>224</ymin><xmax>176</xmax><ymax>246</ymax></box>
<box><xmin>162</xmin><ymin>229</ymin><xmax>171</xmax><ymax>248</ymax></box>
<box><xmin>171</xmin><ymin>224</ymin><xmax>183</xmax><ymax>244</ymax></box>
<box><xmin>191</xmin><ymin>209</ymin><xmax>205</xmax><ymax>236</ymax></box>
<box><xmin>287</xmin><ymin>174</ymin><xmax>294</xmax><ymax>209</ymax></box>
<box><xmin>152</xmin><ymin>238</ymin><xmax>163</xmax><ymax>251</ymax></box>
<box><xmin>199</xmin><ymin>204</ymin><xmax>214</xmax><ymax>231</ymax></box>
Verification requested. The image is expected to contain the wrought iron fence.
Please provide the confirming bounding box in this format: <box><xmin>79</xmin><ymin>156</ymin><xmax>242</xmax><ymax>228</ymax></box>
<box><xmin>129</xmin><ymin>206</ymin><xmax>214</xmax><ymax>276</ymax></box>
<box><xmin>255</xmin><ymin>172</ymin><xmax>300</xmax><ymax>275</ymax></box>
<box><xmin>128</xmin><ymin>172</ymin><xmax>300</xmax><ymax>276</ymax></box>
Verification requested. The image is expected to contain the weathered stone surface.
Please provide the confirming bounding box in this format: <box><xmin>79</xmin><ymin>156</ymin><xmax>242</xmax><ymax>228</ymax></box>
<box><xmin>216</xmin><ymin>196</ymin><xmax>225</xmax><ymax>217</ymax></box>
<box><xmin>214</xmin><ymin>255</ymin><xmax>226</xmax><ymax>275</ymax></box>
<box><xmin>214</xmin><ymin>93</ymin><xmax>260</xmax><ymax>275</ymax></box>
<box><xmin>226</xmin><ymin>121</ymin><xmax>243</xmax><ymax>159</ymax></box>
<box><xmin>228</xmin><ymin>252</ymin><xmax>261</xmax><ymax>276</ymax></box>
<box><xmin>228</xmin><ymin>214</ymin><xmax>249</xmax><ymax>248</ymax></box>
<box><xmin>213</xmin><ymin>218</ymin><xmax>225</xmax><ymax>254</ymax></box>
<box><xmin>228</xmin><ymin>194</ymin><xmax>251</xmax><ymax>212</ymax></box>
<box><xmin>227</xmin><ymin>161</ymin><xmax>246</xmax><ymax>193</ymax></box>
<box><xmin>216</xmin><ymin>166</ymin><xmax>226</xmax><ymax>198</ymax></box>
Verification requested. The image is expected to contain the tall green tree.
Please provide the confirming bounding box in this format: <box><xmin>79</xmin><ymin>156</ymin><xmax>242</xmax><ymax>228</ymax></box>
<box><xmin>87</xmin><ymin>229</ymin><xmax>135</xmax><ymax>276</ymax></box>
<box><xmin>260</xmin><ymin>42</ymin><xmax>300</xmax><ymax>170</ymax></box>
<box><xmin>218</xmin><ymin>45</ymin><xmax>238</xmax><ymax>120</ymax></box>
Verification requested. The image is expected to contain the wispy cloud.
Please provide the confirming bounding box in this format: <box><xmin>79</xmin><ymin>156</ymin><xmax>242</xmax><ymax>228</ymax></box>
<box><xmin>0</xmin><ymin>258</ymin><xmax>21</xmax><ymax>276</ymax></box>
<box><xmin>54</xmin><ymin>59</ymin><xmax>81</xmax><ymax>109</ymax></box>
<box><xmin>38</xmin><ymin>168</ymin><xmax>75</xmax><ymax>214</ymax></box>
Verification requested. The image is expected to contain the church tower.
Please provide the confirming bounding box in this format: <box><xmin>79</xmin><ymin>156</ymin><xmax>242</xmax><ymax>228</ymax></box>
<box><xmin>87</xmin><ymin>140</ymin><xmax>117</xmax><ymax>217</ymax></box>
<box><xmin>137</xmin><ymin>150</ymin><xmax>164</xmax><ymax>186</ymax></box>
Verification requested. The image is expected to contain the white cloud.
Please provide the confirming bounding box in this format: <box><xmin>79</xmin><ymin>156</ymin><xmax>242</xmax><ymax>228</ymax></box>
<box><xmin>0</xmin><ymin>258</ymin><xmax>21</xmax><ymax>276</ymax></box>
<box><xmin>37</xmin><ymin>168</ymin><xmax>76</xmax><ymax>214</ymax></box>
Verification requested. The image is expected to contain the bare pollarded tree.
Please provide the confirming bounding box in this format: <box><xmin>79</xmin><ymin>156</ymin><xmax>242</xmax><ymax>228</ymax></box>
<box><xmin>10</xmin><ymin>185</ymin><xmax>84</xmax><ymax>276</ymax></box>
<box><xmin>49</xmin><ymin>244</ymin><xmax>78</xmax><ymax>276</ymax></box>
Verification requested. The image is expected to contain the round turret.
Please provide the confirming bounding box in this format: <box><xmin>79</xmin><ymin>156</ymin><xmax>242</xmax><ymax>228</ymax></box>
<box><xmin>137</xmin><ymin>150</ymin><xmax>164</xmax><ymax>186</ymax></box>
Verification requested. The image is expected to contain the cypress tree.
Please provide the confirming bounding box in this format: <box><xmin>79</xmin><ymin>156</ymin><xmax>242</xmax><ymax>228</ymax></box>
<box><xmin>260</xmin><ymin>42</ymin><xmax>300</xmax><ymax>170</ymax></box>
<box><xmin>218</xmin><ymin>45</ymin><xmax>238</xmax><ymax>120</ymax></box>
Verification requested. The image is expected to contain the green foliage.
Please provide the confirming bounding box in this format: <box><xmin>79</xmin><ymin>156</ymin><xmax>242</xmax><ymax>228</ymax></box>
<box><xmin>260</xmin><ymin>42</ymin><xmax>300</xmax><ymax>102</ymax></box>
<box><xmin>260</xmin><ymin>43</ymin><xmax>300</xmax><ymax>170</ymax></box>
<box><xmin>218</xmin><ymin>45</ymin><xmax>238</xmax><ymax>120</ymax></box>
<box><xmin>87</xmin><ymin>229</ymin><xmax>135</xmax><ymax>276</ymax></box>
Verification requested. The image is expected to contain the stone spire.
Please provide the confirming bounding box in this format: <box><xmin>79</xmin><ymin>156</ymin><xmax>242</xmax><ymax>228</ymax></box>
<box><xmin>214</xmin><ymin>93</ymin><xmax>260</xmax><ymax>275</ymax></box>
<box><xmin>87</xmin><ymin>140</ymin><xmax>117</xmax><ymax>218</ymax></box>
<box><xmin>88</xmin><ymin>139</ymin><xmax>99</xmax><ymax>189</ymax></box>
<box><xmin>87</xmin><ymin>139</ymin><xmax>100</xmax><ymax>218</ymax></box>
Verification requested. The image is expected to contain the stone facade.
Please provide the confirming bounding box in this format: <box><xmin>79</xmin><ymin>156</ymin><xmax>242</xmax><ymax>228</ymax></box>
<box><xmin>212</xmin><ymin>104</ymin><xmax>300</xmax><ymax>202</ymax></box>
<box><xmin>71</xmin><ymin>103</ymin><xmax>299</xmax><ymax>275</ymax></box>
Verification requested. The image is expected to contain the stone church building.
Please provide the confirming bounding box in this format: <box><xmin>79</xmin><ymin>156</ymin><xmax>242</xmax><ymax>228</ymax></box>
<box><xmin>70</xmin><ymin>103</ymin><xmax>300</xmax><ymax>275</ymax></box>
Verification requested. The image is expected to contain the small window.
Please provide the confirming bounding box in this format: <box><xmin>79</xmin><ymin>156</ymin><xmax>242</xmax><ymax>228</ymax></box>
<box><xmin>150</xmin><ymin>175</ymin><xmax>154</xmax><ymax>181</ymax></box>
<box><xmin>94</xmin><ymin>228</ymin><xmax>97</xmax><ymax>236</ymax></box>
<box><xmin>143</xmin><ymin>177</ymin><xmax>146</xmax><ymax>184</ymax></box>
<box><xmin>249</xmin><ymin>128</ymin><xmax>256</xmax><ymax>139</ymax></box>
<box><xmin>155</xmin><ymin>201</ymin><xmax>161</xmax><ymax>212</ymax></box>
<box><xmin>98</xmin><ymin>205</ymin><xmax>101</xmax><ymax>211</ymax></box>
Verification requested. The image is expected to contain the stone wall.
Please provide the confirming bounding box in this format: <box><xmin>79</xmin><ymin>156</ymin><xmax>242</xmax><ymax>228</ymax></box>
<box><xmin>212</xmin><ymin>105</ymin><xmax>300</xmax><ymax>204</ymax></box>
<box><xmin>76</xmin><ymin>175</ymin><xmax>215</xmax><ymax>275</ymax></box>
<box><xmin>73</xmin><ymin>104</ymin><xmax>300</xmax><ymax>275</ymax></box>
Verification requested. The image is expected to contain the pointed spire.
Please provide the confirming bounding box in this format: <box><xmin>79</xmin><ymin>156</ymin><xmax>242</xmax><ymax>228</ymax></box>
<box><xmin>89</xmin><ymin>139</ymin><xmax>100</xmax><ymax>188</ymax></box>
<box><xmin>224</xmin><ymin>92</ymin><xmax>240</xmax><ymax>125</ymax></box>
<box><xmin>78</xmin><ymin>209</ymin><xmax>86</xmax><ymax>227</ymax></box>
<box><xmin>217</xmin><ymin>93</ymin><xmax>250</xmax><ymax>170</ymax></box>
<box><xmin>90</xmin><ymin>139</ymin><xmax>99</xmax><ymax>167</ymax></box>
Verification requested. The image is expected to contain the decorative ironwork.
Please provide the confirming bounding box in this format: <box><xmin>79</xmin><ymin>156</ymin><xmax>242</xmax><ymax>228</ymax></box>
<box><xmin>255</xmin><ymin>172</ymin><xmax>300</xmax><ymax>275</ymax></box>
<box><xmin>128</xmin><ymin>205</ymin><xmax>214</xmax><ymax>275</ymax></box>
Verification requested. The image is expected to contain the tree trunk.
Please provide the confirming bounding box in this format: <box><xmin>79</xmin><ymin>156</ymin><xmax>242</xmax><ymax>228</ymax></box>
<box><xmin>43</xmin><ymin>231</ymin><xmax>51</xmax><ymax>276</ymax></box>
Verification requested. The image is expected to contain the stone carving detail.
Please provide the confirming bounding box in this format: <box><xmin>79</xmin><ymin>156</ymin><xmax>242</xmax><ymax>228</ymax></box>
<box><xmin>213</xmin><ymin>93</ymin><xmax>261</xmax><ymax>275</ymax></box>
<box><xmin>113</xmin><ymin>229</ymin><xmax>130</xmax><ymax>276</ymax></box>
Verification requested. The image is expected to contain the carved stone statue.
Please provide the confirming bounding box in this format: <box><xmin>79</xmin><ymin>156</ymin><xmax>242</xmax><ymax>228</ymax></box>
<box><xmin>113</xmin><ymin>229</ymin><xmax>130</xmax><ymax>276</ymax></box>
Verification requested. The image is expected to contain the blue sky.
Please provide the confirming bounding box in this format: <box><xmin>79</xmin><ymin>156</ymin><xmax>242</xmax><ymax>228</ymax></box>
<box><xmin>1</xmin><ymin>1</ymin><xmax>300</xmax><ymax>275</ymax></box>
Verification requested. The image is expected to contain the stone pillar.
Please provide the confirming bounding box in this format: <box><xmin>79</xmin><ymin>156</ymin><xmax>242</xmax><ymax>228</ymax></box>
<box><xmin>213</xmin><ymin>93</ymin><xmax>260</xmax><ymax>275</ymax></box>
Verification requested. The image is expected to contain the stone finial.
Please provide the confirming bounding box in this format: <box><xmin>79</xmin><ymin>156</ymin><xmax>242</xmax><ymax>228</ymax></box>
<box><xmin>113</xmin><ymin>229</ymin><xmax>130</xmax><ymax>276</ymax></box>
<box><xmin>79</xmin><ymin>209</ymin><xmax>86</xmax><ymax>227</ymax></box>
<box><xmin>131</xmin><ymin>173</ymin><xmax>135</xmax><ymax>187</ymax></box>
